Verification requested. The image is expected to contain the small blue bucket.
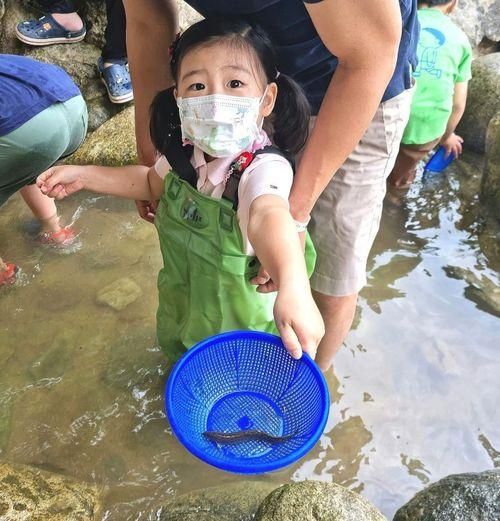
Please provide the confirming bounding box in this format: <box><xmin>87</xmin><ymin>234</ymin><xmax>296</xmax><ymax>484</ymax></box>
<box><xmin>165</xmin><ymin>331</ymin><xmax>330</xmax><ymax>474</ymax></box>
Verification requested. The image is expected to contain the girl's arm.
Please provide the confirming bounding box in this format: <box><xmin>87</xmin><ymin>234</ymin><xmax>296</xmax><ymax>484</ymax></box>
<box><xmin>248</xmin><ymin>195</ymin><xmax>325</xmax><ymax>359</ymax></box>
<box><xmin>37</xmin><ymin>164</ymin><xmax>165</xmax><ymax>201</ymax></box>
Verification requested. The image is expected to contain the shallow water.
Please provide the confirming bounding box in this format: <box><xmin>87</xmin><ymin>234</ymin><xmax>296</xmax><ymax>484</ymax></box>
<box><xmin>1</xmin><ymin>152</ymin><xmax>499</xmax><ymax>519</ymax></box>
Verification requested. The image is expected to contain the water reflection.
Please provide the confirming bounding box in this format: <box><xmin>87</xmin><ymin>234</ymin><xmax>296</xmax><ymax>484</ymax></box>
<box><xmin>0</xmin><ymin>152</ymin><xmax>499</xmax><ymax>519</ymax></box>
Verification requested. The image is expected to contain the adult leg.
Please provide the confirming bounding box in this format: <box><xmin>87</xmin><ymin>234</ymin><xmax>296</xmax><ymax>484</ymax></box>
<box><xmin>38</xmin><ymin>0</ymin><xmax>83</xmax><ymax>31</ymax></box>
<box><xmin>102</xmin><ymin>0</ymin><xmax>127</xmax><ymax>63</ymax></box>
<box><xmin>0</xmin><ymin>95</ymin><xmax>87</xmax><ymax>224</ymax></box>
<box><xmin>310</xmin><ymin>88</ymin><xmax>413</xmax><ymax>371</ymax></box>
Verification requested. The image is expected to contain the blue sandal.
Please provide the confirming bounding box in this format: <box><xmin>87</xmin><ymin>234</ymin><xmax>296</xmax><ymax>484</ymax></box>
<box><xmin>15</xmin><ymin>13</ymin><xmax>86</xmax><ymax>46</ymax></box>
<box><xmin>97</xmin><ymin>57</ymin><xmax>134</xmax><ymax>104</ymax></box>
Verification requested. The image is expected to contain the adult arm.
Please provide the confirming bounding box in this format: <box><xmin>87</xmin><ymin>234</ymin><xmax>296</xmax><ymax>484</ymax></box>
<box><xmin>248</xmin><ymin>195</ymin><xmax>325</xmax><ymax>359</ymax></box>
<box><xmin>440</xmin><ymin>81</ymin><xmax>468</xmax><ymax>157</ymax></box>
<box><xmin>123</xmin><ymin>0</ymin><xmax>178</xmax><ymax>166</ymax></box>
<box><xmin>289</xmin><ymin>0</ymin><xmax>402</xmax><ymax>221</ymax></box>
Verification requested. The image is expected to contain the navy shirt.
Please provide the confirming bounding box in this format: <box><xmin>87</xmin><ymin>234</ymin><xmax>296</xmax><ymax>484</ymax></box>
<box><xmin>0</xmin><ymin>54</ymin><xmax>80</xmax><ymax>137</ymax></box>
<box><xmin>185</xmin><ymin>0</ymin><xmax>419</xmax><ymax>114</ymax></box>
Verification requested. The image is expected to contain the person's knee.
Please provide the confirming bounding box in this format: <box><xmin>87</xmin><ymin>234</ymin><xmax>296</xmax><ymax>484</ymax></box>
<box><xmin>313</xmin><ymin>291</ymin><xmax>357</xmax><ymax>316</ymax></box>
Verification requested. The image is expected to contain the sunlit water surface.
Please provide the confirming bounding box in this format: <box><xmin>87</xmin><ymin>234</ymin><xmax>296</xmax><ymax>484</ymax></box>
<box><xmin>1</xmin><ymin>152</ymin><xmax>498</xmax><ymax>519</ymax></box>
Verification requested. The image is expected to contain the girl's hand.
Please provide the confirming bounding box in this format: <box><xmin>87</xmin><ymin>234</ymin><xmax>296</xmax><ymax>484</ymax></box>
<box><xmin>440</xmin><ymin>133</ymin><xmax>463</xmax><ymax>159</ymax></box>
<box><xmin>37</xmin><ymin>166</ymin><xmax>86</xmax><ymax>200</ymax></box>
<box><xmin>274</xmin><ymin>283</ymin><xmax>325</xmax><ymax>360</ymax></box>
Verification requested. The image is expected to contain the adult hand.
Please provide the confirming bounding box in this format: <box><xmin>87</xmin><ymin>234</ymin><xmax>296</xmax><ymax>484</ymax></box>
<box><xmin>135</xmin><ymin>200</ymin><xmax>158</xmax><ymax>223</ymax></box>
<box><xmin>440</xmin><ymin>133</ymin><xmax>463</xmax><ymax>159</ymax></box>
<box><xmin>273</xmin><ymin>283</ymin><xmax>325</xmax><ymax>360</ymax></box>
<box><xmin>37</xmin><ymin>166</ymin><xmax>85</xmax><ymax>200</ymax></box>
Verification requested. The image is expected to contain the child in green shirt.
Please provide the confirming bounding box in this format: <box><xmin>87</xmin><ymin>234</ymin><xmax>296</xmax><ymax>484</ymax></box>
<box><xmin>388</xmin><ymin>0</ymin><xmax>472</xmax><ymax>188</ymax></box>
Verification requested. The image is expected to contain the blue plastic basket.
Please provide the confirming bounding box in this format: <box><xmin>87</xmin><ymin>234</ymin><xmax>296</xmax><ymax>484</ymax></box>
<box><xmin>424</xmin><ymin>145</ymin><xmax>455</xmax><ymax>174</ymax></box>
<box><xmin>165</xmin><ymin>330</ymin><xmax>329</xmax><ymax>474</ymax></box>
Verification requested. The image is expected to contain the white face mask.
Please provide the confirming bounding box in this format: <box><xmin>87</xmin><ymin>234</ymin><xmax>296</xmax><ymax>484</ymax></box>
<box><xmin>177</xmin><ymin>91</ymin><xmax>266</xmax><ymax>158</ymax></box>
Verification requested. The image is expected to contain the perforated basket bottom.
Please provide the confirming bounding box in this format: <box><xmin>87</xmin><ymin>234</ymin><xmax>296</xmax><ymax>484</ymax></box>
<box><xmin>206</xmin><ymin>391</ymin><xmax>285</xmax><ymax>458</ymax></box>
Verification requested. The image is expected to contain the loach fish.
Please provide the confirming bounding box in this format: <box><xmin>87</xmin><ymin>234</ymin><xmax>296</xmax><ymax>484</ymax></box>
<box><xmin>203</xmin><ymin>429</ymin><xmax>296</xmax><ymax>444</ymax></box>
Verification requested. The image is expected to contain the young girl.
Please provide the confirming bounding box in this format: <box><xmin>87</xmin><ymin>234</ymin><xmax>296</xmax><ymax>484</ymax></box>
<box><xmin>37</xmin><ymin>18</ymin><xmax>324</xmax><ymax>361</ymax></box>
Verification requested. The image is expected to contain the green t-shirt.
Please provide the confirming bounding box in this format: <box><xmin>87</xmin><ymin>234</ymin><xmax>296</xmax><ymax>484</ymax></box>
<box><xmin>402</xmin><ymin>8</ymin><xmax>472</xmax><ymax>145</ymax></box>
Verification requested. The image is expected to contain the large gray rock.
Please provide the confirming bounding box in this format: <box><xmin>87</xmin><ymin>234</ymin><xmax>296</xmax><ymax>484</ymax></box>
<box><xmin>70</xmin><ymin>105</ymin><xmax>137</xmax><ymax>165</ymax></box>
<box><xmin>24</xmin><ymin>41</ymin><xmax>100</xmax><ymax>90</ymax></box>
<box><xmin>482</xmin><ymin>0</ymin><xmax>500</xmax><ymax>43</ymax></box>
<box><xmin>158</xmin><ymin>482</ymin><xmax>277</xmax><ymax>521</ymax></box>
<box><xmin>458</xmin><ymin>53</ymin><xmax>500</xmax><ymax>153</ymax></box>
<box><xmin>0</xmin><ymin>0</ymin><xmax>29</xmax><ymax>54</ymax></box>
<box><xmin>393</xmin><ymin>470</ymin><xmax>500</xmax><ymax>521</ymax></box>
<box><xmin>451</xmin><ymin>0</ymin><xmax>499</xmax><ymax>46</ymax></box>
<box><xmin>0</xmin><ymin>462</ymin><xmax>101</xmax><ymax>520</ymax></box>
<box><xmin>481</xmin><ymin>111</ymin><xmax>500</xmax><ymax>220</ymax></box>
<box><xmin>255</xmin><ymin>481</ymin><xmax>387</xmax><ymax>521</ymax></box>
<box><xmin>0</xmin><ymin>0</ymin><xmax>5</xmax><ymax>21</ymax></box>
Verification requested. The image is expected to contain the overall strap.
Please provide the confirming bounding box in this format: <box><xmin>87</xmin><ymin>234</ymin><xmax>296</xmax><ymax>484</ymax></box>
<box><xmin>164</xmin><ymin>140</ymin><xmax>198</xmax><ymax>188</ymax></box>
<box><xmin>159</xmin><ymin>87</ymin><xmax>198</xmax><ymax>188</ymax></box>
<box><xmin>222</xmin><ymin>146</ymin><xmax>291</xmax><ymax>209</ymax></box>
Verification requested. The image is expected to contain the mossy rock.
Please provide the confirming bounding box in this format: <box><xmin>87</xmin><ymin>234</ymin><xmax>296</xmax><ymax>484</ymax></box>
<box><xmin>0</xmin><ymin>462</ymin><xmax>101</xmax><ymax>520</ymax></box>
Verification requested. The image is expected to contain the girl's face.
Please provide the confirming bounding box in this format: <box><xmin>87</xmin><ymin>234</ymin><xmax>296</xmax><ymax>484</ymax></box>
<box><xmin>175</xmin><ymin>42</ymin><xmax>277</xmax><ymax>121</ymax></box>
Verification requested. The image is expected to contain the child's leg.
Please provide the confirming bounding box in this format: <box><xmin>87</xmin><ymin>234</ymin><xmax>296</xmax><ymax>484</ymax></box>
<box><xmin>387</xmin><ymin>139</ymin><xmax>440</xmax><ymax>188</ymax></box>
<box><xmin>19</xmin><ymin>184</ymin><xmax>61</xmax><ymax>233</ymax></box>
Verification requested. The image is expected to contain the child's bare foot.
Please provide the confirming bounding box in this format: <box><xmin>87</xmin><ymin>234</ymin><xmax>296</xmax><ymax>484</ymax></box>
<box><xmin>0</xmin><ymin>261</ymin><xmax>18</xmax><ymax>287</ymax></box>
<box><xmin>37</xmin><ymin>226</ymin><xmax>77</xmax><ymax>248</ymax></box>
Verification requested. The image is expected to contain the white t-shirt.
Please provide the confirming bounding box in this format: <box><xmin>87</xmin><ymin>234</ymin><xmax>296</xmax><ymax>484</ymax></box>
<box><xmin>154</xmin><ymin>146</ymin><xmax>293</xmax><ymax>255</ymax></box>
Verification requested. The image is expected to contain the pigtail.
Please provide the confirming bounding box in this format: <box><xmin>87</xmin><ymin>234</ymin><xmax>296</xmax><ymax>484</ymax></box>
<box><xmin>272</xmin><ymin>73</ymin><xmax>311</xmax><ymax>157</ymax></box>
<box><xmin>149</xmin><ymin>86</ymin><xmax>182</xmax><ymax>157</ymax></box>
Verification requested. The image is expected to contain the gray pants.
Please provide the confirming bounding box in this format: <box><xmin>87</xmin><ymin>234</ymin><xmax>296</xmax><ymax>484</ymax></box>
<box><xmin>0</xmin><ymin>95</ymin><xmax>88</xmax><ymax>207</ymax></box>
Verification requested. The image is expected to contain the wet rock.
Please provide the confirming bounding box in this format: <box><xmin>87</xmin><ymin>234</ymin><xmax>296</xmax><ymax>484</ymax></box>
<box><xmin>82</xmin><ymin>77</ymin><xmax>124</xmax><ymax>132</ymax></box>
<box><xmin>25</xmin><ymin>42</ymin><xmax>101</xmax><ymax>90</ymax></box>
<box><xmin>70</xmin><ymin>106</ymin><xmax>137</xmax><ymax>166</ymax></box>
<box><xmin>483</xmin><ymin>0</ymin><xmax>500</xmax><ymax>43</ymax></box>
<box><xmin>458</xmin><ymin>53</ymin><xmax>500</xmax><ymax>153</ymax></box>
<box><xmin>0</xmin><ymin>0</ymin><xmax>30</xmax><ymax>54</ymax></box>
<box><xmin>96</xmin><ymin>276</ymin><xmax>142</xmax><ymax>311</ymax></box>
<box><xmin>255</xmin><ymin>481</ymin><xmax>386</xmax><ymax>521</ymax></box>
<box><xmin>29</xmin><ymin>331</ymin><xmax>75</xmax><ymax>381</ymax></box>
<box><xmin>481</xmin><ymin>111</ymin><xmax>500</xmax><ymax>220</ymax></box>
<box><xmin>0</xmin><ymin>0</ymin><xmax>5</xmax><ymax>21</ymax></box>
<box><xmin>0</xmin><ymin>400</ymin><xmax>12</xmax><ymax>453</ymax></box>
<box><xmin>80</xmin><ymin>0</ymin><xmax>107</xmax><ymax>50</ymax></box>
<box><xmin>393</xmin><ymin>470</ymin><xmax>500</xmax><ymax>521</ymax></box>
<box><xmin>0</xmin><ymin>462</ymin><xmax>101</xmax><ymax>520</ymax></box>
<box><xmin>158</xmin><ymin>481</ymin><xmax>277</xmax><ymax>521</ymax></box>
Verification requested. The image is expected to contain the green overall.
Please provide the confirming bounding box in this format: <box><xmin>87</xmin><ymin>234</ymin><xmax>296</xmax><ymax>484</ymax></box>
<box><xmin>155</xmin><ymin>169</ymin><xmax>317</xmax><ymax>362</ymax></box>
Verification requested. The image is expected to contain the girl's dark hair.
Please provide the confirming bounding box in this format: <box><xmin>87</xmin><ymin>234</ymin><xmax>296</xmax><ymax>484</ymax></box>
<box><xmin>150</xmin><ymin>18</ymin><xmax>310</xmax><ymax>158</ymax></box>
<box><xmin>418</xmin><ymin>0</ymin><xmax>453</xmax><ymax>5</ymax></box>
